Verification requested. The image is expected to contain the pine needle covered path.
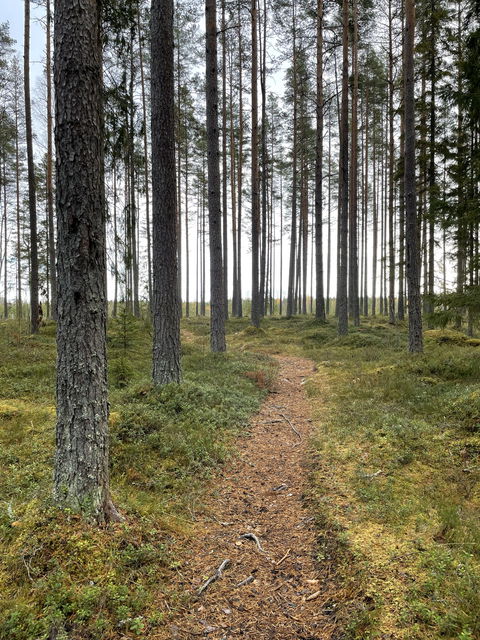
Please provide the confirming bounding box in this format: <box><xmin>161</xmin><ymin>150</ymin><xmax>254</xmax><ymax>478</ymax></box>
<box><xmin>155</xmin><ymin>355</ymin><xmax>338</xmax><ymax>640</ymax></box>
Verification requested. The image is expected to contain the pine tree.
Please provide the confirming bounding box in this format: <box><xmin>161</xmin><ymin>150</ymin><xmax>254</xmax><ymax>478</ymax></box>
<box><xmin>151</xmin><ymin>0</ymin><xmax>182</xmax><ymax>382</ymax></box>
<box><xmin>54</xmin><ymin>0</ymin><xmax>120</xmax><ymax>523</ymax></box>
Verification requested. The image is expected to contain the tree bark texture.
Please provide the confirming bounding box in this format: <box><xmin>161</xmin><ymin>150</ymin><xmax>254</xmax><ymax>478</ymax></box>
<box><xmin>337</xmin><ymin>0</ymin><xmax>349</xmax><ymax>335</ymax></box>
<box><xmin>24</xmin><ymin>0</ymin><xmax>39</xmax><ymax>334</ymax></box>
<box><xmin>404</xmin><ymin>0</ymin><xmax>423</xmax><ymax>352</ymax></box>
<box><xmin>54</xmin><ymin>0</ymin><xmax>118</xmax><ymax>523</ymax></box>
<box><xmin>315</xmin><ymin>0</ymin><xmax>326</xmax><ymax>321</ymax></box>
<box><xmin>151</xmin><ymin>0</ymin><xmax>182</xmax><ymax>381</ymax></box>
<box><xmin>250</xmin><ymin>0</ymin><xmax>261</xmax><ymax>327</ymax></box>
<box><xmin>206</xmin><ymin>0</ymin><xmax>226</xmax><ymax>349</ymax></box>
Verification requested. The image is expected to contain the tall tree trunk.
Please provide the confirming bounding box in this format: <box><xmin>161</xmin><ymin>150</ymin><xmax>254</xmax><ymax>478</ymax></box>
<box><xmin>388</xmin><ymin>0</ymin><xmax>396</xmax><ymax>324</ymax></box>
<box><xmin>362</xmin><ymin>86</ymin><xmax>369</xmax><ymax>316</ymax></box>
<box><xmin>426</xmin><ymin>0</ymin><xmax>437</xmax><ymax>321</ymax></box>
<box><xmin>315</xmin><ymin>0</ymin><xmax>326</xmax><ymax>321</ymax></box>
<box><xmin>337</xmin><ymin>0</ymin><xmax>349</xmax><ymax>335</ymax></box>
<box><xmin>372</xmin><ymin>109</ymin><xmax>378</xmax><ymax>315</ymax></box>
<box><xmin>250</xmin><ymin>0</ymin><xmax>261</xmax><ymax>327</ymax></box>
<box><xmin>236</xmin><ymin>0</ymin><xmax>243</xmax><ymax>317</ymax></box>
<box><xmin>151</xmin><ymin>0</ymin><xmax>182</xmax><ymax>381</ymax></box>
<box><xmin>46</xmin><ymin>0</ymin><xmax>57</xmax><ymax>320</ymax></box>
<box><xmin>185</xmin><ymin>136</ymin><xmax>190</xmax><ymax>318</ymax></box>
<box><xmin>24</xmin><ymin>0</ymin><xmax>39</xmax><ymax>333</ymax></box>
<box><xmin>129</xmin><ymin>32</ymin><xmax>140</xmax><ymax>319</ymax></box>
<box><xmin>349</xmin><ymin>0</ymin><xmax>360</xmax><ymax>326</ymax></box>
<box><xmin>137</xmin><ymin>6</ymin><xmax>152</xmax><ymax>308</ymax></box>
<box><xmin>259</xmin><ymin>0</ymin><xmax>267</xmax><ymax>317</ymax></box>
<box><xmin>2</xmin><ymin>160</ymin><xmax>7</xmax><ymax>318</ymax></box>
<box><xmin>326</xmin><ymin>121</ymin><xmax>332</xmax><ymax>316</ymax></box>
<box><xmin>398</xmin><ymin>79</ymin><xmax>406</xmax><ymax>321</ymax></box>
<box><xmin>404</xmin><ymin>0</ymin><xmax>423</xmax><ymax>352</ymax></box>
<box><xmin>287</xmin><ymin>0</ymin><xmax>298</xmax><ymax>318</ymax></box>
<box><xmin>206</xmin><ymin>0</ymin><xmax>226</xmax><ymax>349</ymax></box>
<box><xmin>221</xmin><ymin>0</ymin><xmax>229</xmax><ymax>319</ymax></box>
<box><xmin>279</xmin><ymin>172</ymin><xmax>283</xmax><ymax>315</ymax></box>
<box><xmin>54</xmin><ymin>0</ymin><xmax>119</xmax><ymax>523</ymax></box>
<box><xmin>14</xmin><ymin>74</ymin><xmax>22</xmax><ymax>319</ymax></box>
<box><xmin>113</xmin><ymin>162</ymin><xmax>118</xmax><ymax>318</ymax></box>
<box><xmin>229</xmin><ymin>45</ymin><xmax>238</xmax><ymax>318</ymax></box>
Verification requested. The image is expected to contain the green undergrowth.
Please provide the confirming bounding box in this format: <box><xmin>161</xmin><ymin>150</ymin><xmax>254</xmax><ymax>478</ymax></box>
<box><xmin>0</xmin><ymin>317</ymin><xmax>274</xmax><ymax>640</ymax></box>
<box><xmin>222</xmin><ymin>315</ymin><xmax>480</xmax><ymax>640</ymax></box>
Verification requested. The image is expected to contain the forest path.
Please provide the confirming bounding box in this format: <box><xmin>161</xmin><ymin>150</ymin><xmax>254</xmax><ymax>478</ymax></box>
<box><xmin>156</xmin><ymin>355</ymin><xmax>338</xmax><ymax>640</ymax></box>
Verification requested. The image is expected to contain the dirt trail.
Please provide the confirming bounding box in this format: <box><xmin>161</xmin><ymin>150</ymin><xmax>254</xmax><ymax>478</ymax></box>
<box><xmin>156</xmin><ymin>355</ymin><xmax>337</xmax><ymax>639</ymax></box>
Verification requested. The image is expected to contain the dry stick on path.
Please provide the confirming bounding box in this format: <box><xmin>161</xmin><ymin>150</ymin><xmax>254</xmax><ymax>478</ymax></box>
<box><xmin>279</xmin><ymin>412</ymin><xmax>302</xmax><ymax>440</ymax></box>
<box><xmin>197</xmin><ymin>559</ymin><xmax>230</xmax><ymax>595</ymax></box>
<box><xmin>239</xmin><ymin>532</ymin><xmax>265</xmax><ymax>552</ymax></box>
<box><xmin>276</xmin><ymin>548</ymin><xmax>291</xmax><ymax>565</ymax></box>
<box><xmin>236</xmin><ymin>575</ymin><xmax>255</xmax><ymax>588</ymax></box>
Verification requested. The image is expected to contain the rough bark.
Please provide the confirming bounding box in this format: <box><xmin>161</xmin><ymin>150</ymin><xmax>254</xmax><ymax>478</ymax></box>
<box><xmin>151</xmin><ymin>0</ymin><xmax>182</xmax><ymax>381</ymax></box>
<box><xmin>221</xmin><ymin>0</ymin><xmax>229</xmax><ymax>319</ymax></box>
<box><xmin>404</xmin><ymin>0</ymin><xmax>423</xmax><ymax>353</ymax></box>
<box><xmin>337</xmin><ymin>0</ymin><xmax>349</xmax><ymax>335</ymax></box>
<box><xmin>250</xmin><ymin>0</ymin><xmax>261</xmax><ymax>327</ymax></box>
<box><xmin>349</xmin><ymin>0</ymin><xmax>360</xmax><ymax>326</ymax></box>
<box><xmin>315</xmin><ymin>0</ymin><xmax>326</xmax><ymax>321</ymax></box>
<box><xmin>206</xmin><ymin>0</ymin><xmax>226</xmax><ymax>349</ymax></box>
<box><xmin>137</xmin><ymin>7</ymin><xmax>152</xmax><ymax>307</ymax></box>
<box><xmin>46</xmin><ymin>0</ymin><xmax>57</xmax><ymax>320</ymax></box>
<box><xmin>54</xmin><ymin>0</ymin><xmax>118</xmax><ymax>523</ymax></box>
<box><xmin>286</xmin><ymin>0</ymin><xmax>298</xmax><ymax>318</ymax></box>
<box><xmin>24</xmin><ymin>0</ymin><xmax>39</xmax><ymax>334</ymax></box>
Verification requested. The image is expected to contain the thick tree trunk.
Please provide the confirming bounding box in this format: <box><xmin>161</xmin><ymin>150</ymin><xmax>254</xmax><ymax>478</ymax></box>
<box><xmin>206</xmin><ymin>0</ymin><xmax>226</xmax><ymax>349</ymax></box>
<box><xmin>404</xmin><ymin>0</ymin><xmax>423</xmax><ymax>353</ymax></box>
<box><xmin>151</xmin><ymin>0</ymin><xmax>182</xmax><ymax>381</ymax></box>
<box><xmin>54</xmin><ymin>0</ymin><xmax>119</xmax><ymax>523</ymax></box>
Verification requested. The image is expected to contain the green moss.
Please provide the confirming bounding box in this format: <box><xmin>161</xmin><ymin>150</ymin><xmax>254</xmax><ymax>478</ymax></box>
<box><xmin>0</xmin><ymin>318</ymin><xmax>274</xmax><ymax>639</ymax></box>
<box><xmin>225</xmin><ymin>316</ymin><xmax>480</xmax><ymax>640</ymax></box>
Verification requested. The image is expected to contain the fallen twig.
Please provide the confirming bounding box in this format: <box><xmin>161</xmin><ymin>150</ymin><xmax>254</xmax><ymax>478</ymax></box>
<box><xmin>236</xmin><ymin>575</ymin><xmax>254</xmax><ymax>587</ymax></box>
<box><xmin>239</xmin><ymin>533</ymin><xmax>265</xmax><ymax>552</ymax></box>
<box><xmin>276</xmin><ymin>549</ymin><xmax>291</xmax><ymax>565</ymax></box>
<box><xmin>279</xmin><ymin>413</ymin><xmax>302</xmax><ymax>440</ymax></box>
<box><xmin>197</xmin><ymin>559</ymin><xmax>230</xmax><ymax>595</ymax></box>
<box><xmin>306</xmin><ymin>590</ymin><xmax>322</xmax><ymax>601</ymax></box>
<box><xmin>362</xmin><ymin>469</ymin><xmax>383</xmax><ymax>479</ymax></box>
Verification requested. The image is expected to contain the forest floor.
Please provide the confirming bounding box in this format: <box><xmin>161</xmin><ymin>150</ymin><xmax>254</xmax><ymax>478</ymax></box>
<box><xmin>152</xmin><ymin>354</ymin><xmax>339</xmax><ymax>640</ymax></box>
<box><xmin>1</xmin><ymin>315</ymin><xmax>480</xmax><ymax>640</ymax></box>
